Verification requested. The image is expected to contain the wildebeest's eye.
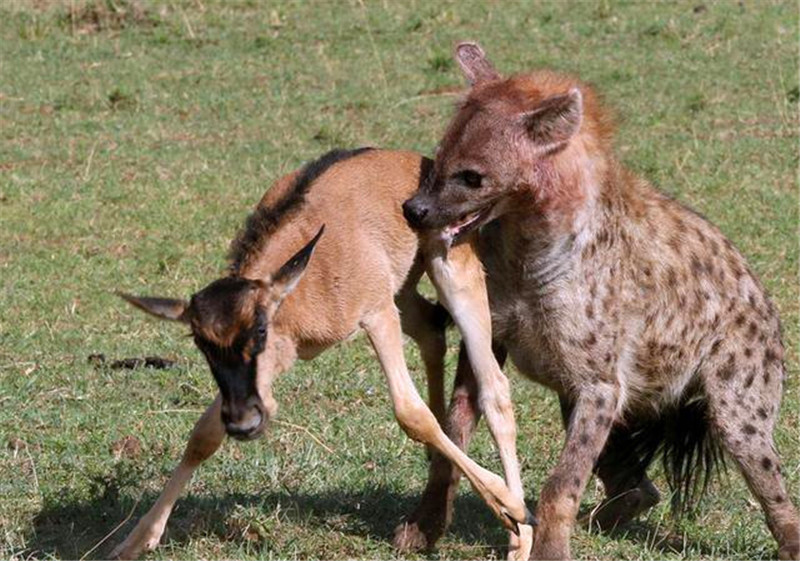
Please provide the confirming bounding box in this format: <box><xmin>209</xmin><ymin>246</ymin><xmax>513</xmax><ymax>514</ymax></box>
<box><xmin>257</xmin><ymin>324</ymin><xmax>267</xmax><ymax>338</ymax></box>
<box><xmin>455</xmin><ymin>169</ymin><xmax>483</xmax><ymax>189</ymax></box>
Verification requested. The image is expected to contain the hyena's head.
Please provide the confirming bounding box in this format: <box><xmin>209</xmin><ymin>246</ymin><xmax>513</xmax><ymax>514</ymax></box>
<box><xmin>404</xmin><ymin>42</ymin><xmax>608</xmax><ymax>240</ymax></box>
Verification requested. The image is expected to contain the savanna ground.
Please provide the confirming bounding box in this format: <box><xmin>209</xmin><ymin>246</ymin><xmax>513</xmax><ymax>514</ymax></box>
<box><xmin>0</xmin><ymin>1</ymin><xmax>798</xmax><ymax>559</ymax></box>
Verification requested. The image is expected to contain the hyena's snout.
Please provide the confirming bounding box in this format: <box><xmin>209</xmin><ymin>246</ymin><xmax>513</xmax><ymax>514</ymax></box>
<box><xmin>402</xmin><ymin>196</ymin><xmax>431</xmax><ymax>230</ymax></box>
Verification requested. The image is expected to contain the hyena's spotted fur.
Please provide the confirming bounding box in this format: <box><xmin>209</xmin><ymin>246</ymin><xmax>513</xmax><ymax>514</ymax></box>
<box><xmin>400</xmin><ymin>43</ymin><xmax>799</xmax><ymax>560</ymax></box>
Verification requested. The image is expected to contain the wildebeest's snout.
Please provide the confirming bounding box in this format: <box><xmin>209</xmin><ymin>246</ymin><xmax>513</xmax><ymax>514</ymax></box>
<box><xmin>222</xmin><ymin>396</ymin><xmax>265</xmax><ymax>440</ymax></box>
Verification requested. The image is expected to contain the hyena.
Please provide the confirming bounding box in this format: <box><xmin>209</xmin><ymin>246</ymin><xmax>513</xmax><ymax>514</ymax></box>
<box><xmin>401</xmin><ymin>42</ymin><xmax>799</xmax><ymax>560</ymax></box>
<box><xmin>111</xmin><ymin>148</ymin><xmax>532</xmax><ymax>559</ymax></box>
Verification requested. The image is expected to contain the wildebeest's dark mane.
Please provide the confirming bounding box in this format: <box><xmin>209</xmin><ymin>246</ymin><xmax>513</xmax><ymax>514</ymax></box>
<box><xmin>228</xmin><ymin>147</ymin><xmax>374</xmax><ymax>275</ymax></box>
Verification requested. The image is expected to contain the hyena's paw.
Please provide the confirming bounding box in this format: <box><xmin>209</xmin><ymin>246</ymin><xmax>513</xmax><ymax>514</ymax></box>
<box><xmin>392</xmin><ymin>521</ymin><xmax>433</xmax><ymax>552</ymax></box>
<box><xmin>777</xmin><ymin>521</ymin><xmax>799</xmax><ymax>560</ymax></box>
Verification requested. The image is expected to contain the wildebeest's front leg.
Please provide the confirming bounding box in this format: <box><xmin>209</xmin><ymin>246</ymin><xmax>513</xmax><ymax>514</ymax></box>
<box><xmin>361</xmin><ymin>303</ymin><xmax>532</xmax><ymax>538</ymax></box>
<box><xmin>111</xmin><ymin>337</ymin><xmax>290</xmax><ymax>560</ymax></box>
<box><xmin>111</xmin><ymin>396</ymin><xmax>225</xmax><ymax>560</ymax></box>
<box><xmin>423</xmin><ymin>237</ymin><xmax>533</xmax><ymax>561</ymax></box>
<box><xmin>534</xmin><ymin>386</ymin><xmax>618</xmax><ymax>560</ymax></box>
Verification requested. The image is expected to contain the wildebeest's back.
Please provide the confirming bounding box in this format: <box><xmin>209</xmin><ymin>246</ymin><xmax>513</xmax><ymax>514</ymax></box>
<box><xmin>240</xmin><ymin>149</ymin><xmax>428</xmax><ymax>349</ymax></box>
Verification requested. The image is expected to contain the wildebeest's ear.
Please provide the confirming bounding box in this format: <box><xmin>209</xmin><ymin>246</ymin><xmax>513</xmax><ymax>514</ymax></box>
<box><xmin>520</xmin><ymin>87</ymin><xmax>583</xmax><ymax>153</ymax></box>
<box><xmin>117</xmin><ymin>292</ymin><xmax>189</xmax><ymax>323</ymax></box>
<box><xmin>454</xmin><ymin>41</ymin><xmax>499</xmax><ymax>85</ymax></box>
<box><xmin>270</xmin><ymin>224</ymin><xmax>325</xmax><ymax>304</ymax></box>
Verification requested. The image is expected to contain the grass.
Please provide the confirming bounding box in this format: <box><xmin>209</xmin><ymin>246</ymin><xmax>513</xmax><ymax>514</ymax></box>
<box><xmin>0</xmin><ymin>0</ymin><xmax>797</xmax><ymax>559</ymax></box>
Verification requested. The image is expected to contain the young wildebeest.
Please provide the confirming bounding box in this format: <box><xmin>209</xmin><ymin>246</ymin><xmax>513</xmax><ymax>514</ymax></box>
<box><xmin>111</xmin><ymin>148</ymin><xmax>533</xmax><ymax>559</ymax></box>
<box><xmin>401</xmin><ymin>43</ymin><xmax>799</xmax><ymax>559</ymax></box>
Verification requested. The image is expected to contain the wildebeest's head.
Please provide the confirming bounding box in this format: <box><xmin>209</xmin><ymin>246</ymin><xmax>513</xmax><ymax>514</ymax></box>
<box><xmin>119</xmin><ymin>226</ymin><xmax>324</xmax><ymax>440</ymax></box>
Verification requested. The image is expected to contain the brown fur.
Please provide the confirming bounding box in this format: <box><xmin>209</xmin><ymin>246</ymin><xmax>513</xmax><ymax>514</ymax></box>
<box><xmin>402</xmin><ymin>42</ymin><xmax>799</xmax><ymax>560</ymax></box>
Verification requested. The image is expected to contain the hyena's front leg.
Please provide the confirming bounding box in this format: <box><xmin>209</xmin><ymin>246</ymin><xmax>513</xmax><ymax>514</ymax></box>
<box><xmin>111</xmin><ymin>396</ymin><xmax>225</xmax><ymax>559</ymax></box>
<box><xmin>534</xmin><ymin>385</ymin><xmax>618</xmax><ymax>560</ymax></box>
<box><xmin>559</xmin><ymin>396</ymin><xmax>660</xmax><ymax>531</ymax></box>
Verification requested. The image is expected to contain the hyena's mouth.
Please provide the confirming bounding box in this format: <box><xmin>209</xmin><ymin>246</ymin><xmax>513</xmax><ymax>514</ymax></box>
<box><xmin>443</xmin><ymin>204</ymin><xmax>494</xmax><ymax>240</ymax></box>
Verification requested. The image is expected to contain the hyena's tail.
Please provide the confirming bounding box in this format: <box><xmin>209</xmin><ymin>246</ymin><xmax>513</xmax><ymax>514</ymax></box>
<box><xmin>620</xmin><ymin>392</ymin><xmax>727</xmax><ymax>515</ymax></box>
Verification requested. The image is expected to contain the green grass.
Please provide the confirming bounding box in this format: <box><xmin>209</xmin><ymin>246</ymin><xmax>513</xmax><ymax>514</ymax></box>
<box><xmin>0</xmin><ymin>1</ymin><xmax>797</xmax><ymax>559</ymax></box>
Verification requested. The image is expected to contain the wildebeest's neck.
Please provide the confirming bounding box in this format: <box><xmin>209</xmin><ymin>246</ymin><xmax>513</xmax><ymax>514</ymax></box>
<box><xmin>229</xmin><ymin>147</ymin><xmax>373</xmax><ymax>276</ymax></box>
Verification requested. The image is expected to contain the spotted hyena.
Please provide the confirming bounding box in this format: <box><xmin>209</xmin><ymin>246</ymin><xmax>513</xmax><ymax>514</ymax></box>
<box><xmin>400</xmin><ymin>42</ymin><xmax>799</xmax><ymax>560</ymax></box>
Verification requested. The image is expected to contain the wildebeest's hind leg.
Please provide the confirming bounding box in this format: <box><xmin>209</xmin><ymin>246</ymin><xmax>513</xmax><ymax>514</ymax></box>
<box><xmin>559</xmin><ymin>396</ymin><xmax>661</xmax><ymax>530</ymax></box>
<box><xmin>361</xmin><ymin>304</ymin><xmax>531</xmax><ymax>538</ymax></box>
<box><xmin>111</xmin><ymin>396</ymin><xmax>225</xmax><ymax>560</ymax></box>
<box><xmin>396</xmin><ymin>257</ymin><xmax>449</xmax><ymax>424</ymax></box>
<box><xmin>393</xmin><ymin>341</ymin><xmax>494</xmax><ymax>551</ymax></box>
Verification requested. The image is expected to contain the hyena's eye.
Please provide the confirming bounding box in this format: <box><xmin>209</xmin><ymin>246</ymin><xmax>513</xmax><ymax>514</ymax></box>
<box><xmin>455</xmin><ymin>169</ymin><xmax>483</xmax><ymax>189</ymax></box>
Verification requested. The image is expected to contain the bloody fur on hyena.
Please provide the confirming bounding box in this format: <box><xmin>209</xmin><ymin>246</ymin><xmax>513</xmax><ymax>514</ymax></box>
<box><xmin>400</xmin><ymin>42</ymin><xmax>799</xmax><ymax>560</ymax></box>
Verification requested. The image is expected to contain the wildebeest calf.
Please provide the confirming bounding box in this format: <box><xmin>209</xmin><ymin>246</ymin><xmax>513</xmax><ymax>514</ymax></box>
<box><xmin>111</xmin><ymin>148</ymin><xmax>533</xmax><ymax>559</ymax></box>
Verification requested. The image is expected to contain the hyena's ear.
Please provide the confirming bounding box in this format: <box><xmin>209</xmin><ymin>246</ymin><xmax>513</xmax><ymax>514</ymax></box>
<box><xmin>269</xmin><ymin>224</ymin><xmax>325</xmax><ymax>306</ymax></box>
<box><xmin>117</xmin><ymin>292</ymin><xmax>189</xmax><ymax>323</ymax></box>
<box><xmin>521</xmin><ymin>87</ymin><xmax>583</xmax><ymax>153</ymax></box>
<box><xmin>454</xmin><ymin>41</ymin><xmax>499</xmax><ymax>85</ymax></box>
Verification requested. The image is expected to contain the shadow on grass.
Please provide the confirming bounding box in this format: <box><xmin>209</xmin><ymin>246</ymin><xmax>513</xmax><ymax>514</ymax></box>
<box><xmin>28</xmin><ymin>465</ymin><xmax>732</xmax><ymax>560</ymax></box>
<box><xmin>576</xmin><ymin>503</ymin><xmax>756</xmax><ymax>559</ymax></box>
<box><xmin>27</xmin><ymin>463</ymin><xmax>505</xmax><ymax>559</ymax></box>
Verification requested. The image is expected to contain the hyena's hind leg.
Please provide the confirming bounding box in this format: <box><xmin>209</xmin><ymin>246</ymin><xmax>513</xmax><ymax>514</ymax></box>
<box><xmin>704</xmin><ymin>338</ymin><xmax>799</xmax><ymax>560</ymax></box>
<box><xmin>559</xmin><ymin>396</ymin><xmax>660</xmax><ymax>531</ymax></box>
<box><xmin>591</xmin><ymin>427</ymin><xmax>661</xmax><ymax>530</ymax></box>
